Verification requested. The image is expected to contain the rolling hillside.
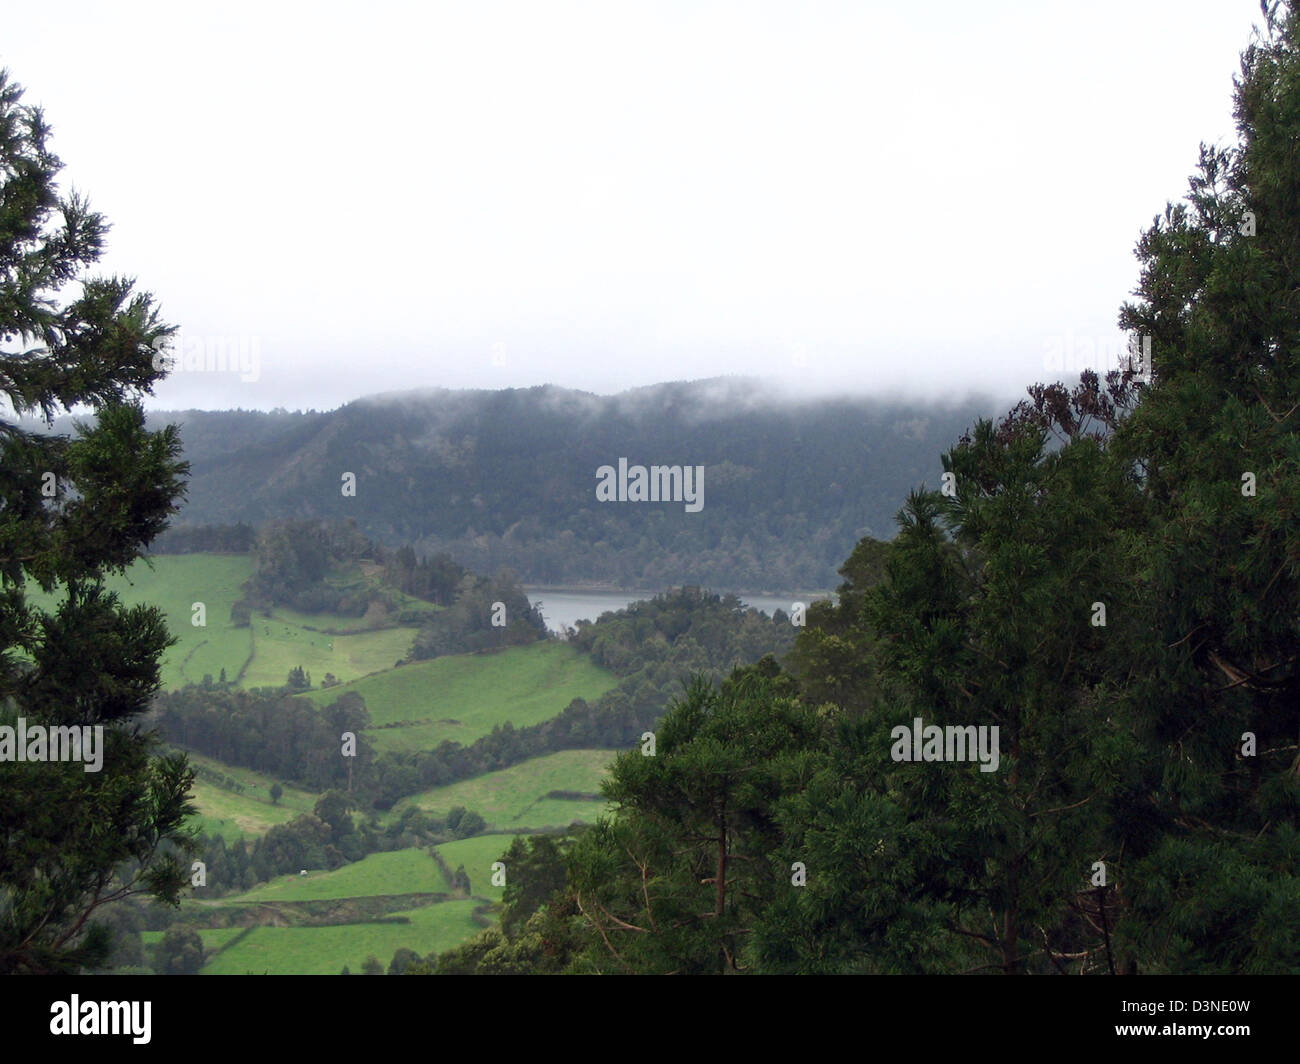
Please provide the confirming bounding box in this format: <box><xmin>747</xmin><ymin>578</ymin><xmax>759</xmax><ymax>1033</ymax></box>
<box><xmin>151</xmin><ymin>837</ymin><xmax>527</xmax><ymax>974</ymax></box>
<box><xmin>28</xmin><ymin>380</ymin><xmax>1009</xmax><ymax>590</ymax></box>
<box><xmin>53</xmin><ymin>553</ymin><xmax>650</xmax><ymax>973</ymax></box>
<box><xmin>300</xmin><ymin>641</ymin><xmax>619</xmax><ymax>753</ymax></box>
<box><xmin>397</xmin><ymin>749</ymin><xmax>616</xmax><ymax>830</ymax></box>
<box><xmin>22</xmin><ymin>553</ymin><xmax>430</xmax><ymax>692</ymax></box>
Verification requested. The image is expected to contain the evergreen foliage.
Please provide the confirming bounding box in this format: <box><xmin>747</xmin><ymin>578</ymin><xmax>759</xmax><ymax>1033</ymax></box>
<box><xmin>0</xmin><ymin>69</ymin><xmax>197</xmax><ymax>973</ymax></box>
<box><xmin>465</xmin><ymin>5</ymin><xmax>1300</xmax><ymax>974</ymax></box>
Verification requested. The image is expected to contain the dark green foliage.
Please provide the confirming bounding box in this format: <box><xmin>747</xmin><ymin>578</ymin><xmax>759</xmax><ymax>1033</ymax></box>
<box><xmin>150</xmin><ymin>522</ymin><xmax>255</xmax><ymax>555</ymax></box>
<box><xmin>763</xmin><ymin>1</ymin><xmax>1300</xmax><ymax>974</ymax></box>
<box><xmin>0</xmin><ymin>68</ymin><xmax>197</xmax><ymax>973</ymax></box>
<box><xmin>1099</xmin><ymin>0</ymin><xmax>1300</xmax><ymax>972</ymax></box>
<box><xmin>460</xmin><ymin>4</ymin><xmax>1300</xmax><ymax>975</ymax></box>
<box><xmin>569</xmin><ymin>587</ymin><xmax>796</xmax><ymax>679</ymax></box>
<box><xmin>783</xmin><ymin>536</ymin><xmax>889</xmax><ymax>714</ymax></box>
<box><xmin>313</xmin><ymin>791</ymin><xmax>356</xmax><ymax>845</ymax></box>
<box><xmin>428</xmin><ymin>832</ymin><xmax>587</xmax><ymax>975</ymax></box>
<box><xmin>38</xmin><ymin>384</ymin><xmax>1003</xmax><ymax>590</ymax></box>
<box><xmin>497</xmin><ymin>834</ymin><xmax>572</xmax><ymax>939</ymax></box>
<box><xmin>407</xmin><ymin>569</ymin><xmax>546</xmax><ymax>660</ymax></box>
<box><xmin>253</xmin><ymin>816</ymin><xmax>331</xmax><ymax>879</ymax></box>
<box><xmin>566</xmin><ymin>662</ymin><xmax>825</xmax><ymax>974</ymax></box>
<box><xmin>85</xmin><ymin>897</ymin><xmax>146</xmax><ymax>972</ymax></box>
<box><xmin>453</xmin><ymin>810</ymin><xmax>486</xmax><ymax>839</ymax></box>
<box><xmin>387</xmin><ymin>946</ymin><xmax>421</xmax><ymax>975</ymax></box>
<box><xmin>186</xmin><ymin>800</ymin><xmax>488</xmax><ymax>894</ymax></box>
<box><xmin>151</xmin><ymin>926</ymin><xmax>204</xmax><ymax>975</ymax></box>
<box><xmin>382</xmin><ymin>545</ymin><xmax>466</xmax><ymax>606</ymax></box>
<box><xmin>152</xmin><ymin>687</ymin><xmax>372</xmax><ymax>792</ymax></box>
<box><xmin>757</xmin><ymin>383</ymin><xmax>1151</xmax><ymax>974</ymax></box>
<box><xmin>244</xmin><ymin>517</ymin><xmax>373</xmax><ymax>614</ymax></box>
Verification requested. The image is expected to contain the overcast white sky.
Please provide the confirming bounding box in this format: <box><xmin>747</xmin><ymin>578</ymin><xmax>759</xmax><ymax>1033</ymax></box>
<box><xmin>1</xmin><ymin>0</ymin><xmax>1263</xmax><ymax>411</ymax></box>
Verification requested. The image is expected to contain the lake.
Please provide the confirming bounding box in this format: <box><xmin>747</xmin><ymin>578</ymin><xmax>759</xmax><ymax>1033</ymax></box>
<box><xmin>524</xmin><ymin>587</ymin><xmax>834</xmax><ymax>633</ymax></box>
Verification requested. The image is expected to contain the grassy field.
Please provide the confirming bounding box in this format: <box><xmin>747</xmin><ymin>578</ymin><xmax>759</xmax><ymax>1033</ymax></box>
<box><xmin>399</xmin><ymin>749</ymin><xmax>616</xmax><ymax>829</ymax></box>
<box><xmin>184</xmin><ymin>752</ymin><xmax>320</xmax><ymax>839</ymax></box>
<box><xmin>23</xmin><ymin>554</ymin><xmax>254</xmax><ymax>689</ymax></box>
<box><xmin>240</xmin><ymin>621</ymin><xmax>415</xmax><ymax>689</ymax></box>
<box><xmin>53</xmin><ymin>557</ymin><xmax>630</xmax><ymax>973</ymax></box>
<box><xmin>174</xmin><ymin>838</ymin><xmax>496</xmax><ymax>974</ymax></box>
<box><xmin>211</xmin><ymin>559</ymin><xmax>430</xmax><ymax>689</ymax></box>
<box><xmin>208</xmin><ymin>839</ymin><xmax>517</xmax><ymax>906</ymax></box>
<box><xmin>219</xmin><ymin>849</ymin><xmax>446</xmax><ymax>904</ymax></box>
<box><xmin>432</xmin><ymin>835</ymin><xmax>519</xmax><ymax>900</ymax></box>
<box><xmin>187</xmin><ymin>791</ymin><xmax>301</xmax><ymax>841</ymax></box>
<box><xmin>301</xmin><ymin>642</ymin><xmax>618</xmax><ymax>753</ymax></box>
<box><xmin>196</xmin><ymin>900</ymin><xmax>485</xmax><ymax>975</ymax></box>
<box><xmin>20</xmin><ymin>553</ymin><xmax>429</xmax><ymax>691</ymax></box>
<box><xmin>152</xmin><ymin>844</ymin><xmax>497</xmax><ymax>974</ymax></box>
<box><xmin>185</xmin><ymin>753</ymin><xmax>319</xmax><ymax>812</ymax></box>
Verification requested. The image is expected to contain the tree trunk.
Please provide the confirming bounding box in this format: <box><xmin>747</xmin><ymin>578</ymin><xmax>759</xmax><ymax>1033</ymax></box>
<box><xmin>1002</xmin><ymin>860</ymin><xmax>1021</xmax><ymax>974</ymax></box>
<box><xmin>715</xmin><ymin>804</ymin><xmax>727</xmax><ymax>973</ymax></box>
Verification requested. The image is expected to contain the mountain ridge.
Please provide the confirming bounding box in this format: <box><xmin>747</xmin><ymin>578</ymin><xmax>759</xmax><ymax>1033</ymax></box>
<box><xmin>25</xmin><ymin>377</ymin><xmax>1018</xmax><ymax>589</ymax></box>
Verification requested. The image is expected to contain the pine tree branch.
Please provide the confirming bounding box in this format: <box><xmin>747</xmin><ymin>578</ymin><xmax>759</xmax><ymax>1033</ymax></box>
<box><xmin>1209</xmin><ymin>648</ymin><xmax>1295</xmax><ymax>691</ymax></box>
<box><xmin>1254</xmin><ymin>388</ymin><xmax>1298</xmax><ymax>423</ymax></box>
<box><xmin>944</xmin><ymin>922</ymin><xmax>1000</xmax><ymax>948</ymax></box>
<box><xmin>626</xmin><ymin>848</ymin><xmax>658</xmax><ymax>934</ymax></box>
<box><xmin>1030</xmin><ymin>789</ymin><xmax>1099</xmax><ymax>818</ymax></box>
<box><xmin>1167</xmin><ymin>622</ymin><xmax>1208</xmax><ymax>649</ymax></box>
<box><xmin>574</xmin><ymin>891</ymin><xmax>633</xmax><ymax>970</ymax></box>
<box><xmin>592</xmin><ymin>899</ymin><xmax>650</xmax><ymax>934</ymax></box>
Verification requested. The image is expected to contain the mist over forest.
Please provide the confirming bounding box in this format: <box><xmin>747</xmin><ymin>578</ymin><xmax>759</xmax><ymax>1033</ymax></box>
<box><xmin>2</xmin><ymin>3</ymin><xmax>1297</xmax><ymax>1037</ymax></box>
<box><xmin>26</xmin><ymin>379</ymin><xmax>1014</xmax><ymax>590</ymax></box>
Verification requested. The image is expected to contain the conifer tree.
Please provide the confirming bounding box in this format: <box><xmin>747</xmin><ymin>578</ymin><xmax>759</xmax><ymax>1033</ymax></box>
<box><xmin>0</xmin><ymin>69</ymin><xmax>196</xmax><ymax>973</ymax></box>
<box><xmin>769</xmin><ymin>382</ymin><xmax>1148</xmax><ymax>974</ymax></box>
<box><xmin>568</xmin><ymin>661</ymin><xmax>822</xmax><ymax>973</ymax></box>
<box><xmin>774</xmin><ymin>0</ymin><xmax>1300</xmax><ymax>974</ymax></box>
<box><xmin>1106</xmin><ymin>0</ymin><xmax>1300</xmax><ymax>972</ymax></box>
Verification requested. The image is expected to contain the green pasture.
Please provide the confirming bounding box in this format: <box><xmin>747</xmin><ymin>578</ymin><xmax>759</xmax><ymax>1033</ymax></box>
<box><xmin>22</xmin><ymin>553</ymin><xmax>253</xmax><ymax>689</ymax></box>
<box><xmin>219</xmin><ymin>849</ymin><xmax>445</xmax><ymax>904</ymax></box>
<box><xmin>399</xmin><ymin>749</ymin><xmax>615</xmax><ymax>829</ymax></box>
<box><xmin>239</xmin><ymin>621</ymin><xmax>414</xmax><ymax>690</ymax></box>
<box><xmin>301</xmin><ymin>642</ymin><xmax>617</xmax><ymax>753</ymax></box>
<box><xmin>196</xmin><ymin>899</ymin><xmax>485</xmax><ymax>975</ymax></box>
<box><xmin>18</xmin><ymin>553</ymin><xmax>428</xmax><ymax>691</ymax></box>
<box><xmin>182</xmin><ymin>751</ymin><xmax>318</xmax><ymax>839</ymax></box>
<box><xmin>432</xmin><ymin>835</ymin><xmax>519</xmax><ymax>900</ymax></box>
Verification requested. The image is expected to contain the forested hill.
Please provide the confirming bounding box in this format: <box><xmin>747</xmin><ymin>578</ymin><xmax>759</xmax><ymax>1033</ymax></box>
<box><xmin>40</xmin><ymin>378</ymin><xmax>1011</xmax><ymax>590</ymax></box>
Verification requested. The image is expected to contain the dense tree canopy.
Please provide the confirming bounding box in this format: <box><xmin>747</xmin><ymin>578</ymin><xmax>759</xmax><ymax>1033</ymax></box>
<box><xmin>453</xmin><ymin>3</ymin><xmax>1300</xmax><ymax>974</ymax></box>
